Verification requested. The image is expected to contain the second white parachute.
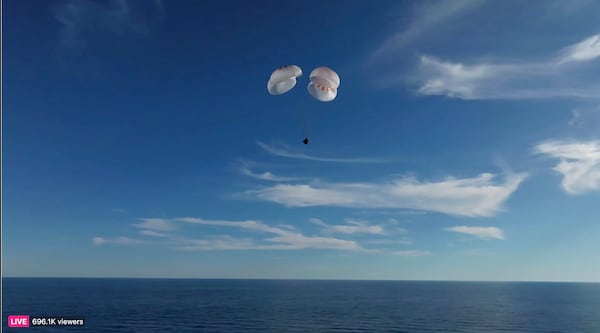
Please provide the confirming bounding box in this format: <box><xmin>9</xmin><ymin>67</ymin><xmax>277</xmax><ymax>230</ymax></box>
<box><xmin>307</xmin><ymin>66</ymin><xmax>340</xmax><ymax>102</ymax></box>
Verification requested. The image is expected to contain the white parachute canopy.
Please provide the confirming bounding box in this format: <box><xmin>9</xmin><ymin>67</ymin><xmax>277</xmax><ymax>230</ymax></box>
<box><xmin>307</xmin><ymin>66</ymin><xmax>340</xmax><ymax>102</ymax></box>
<box><xmin>267</xmin><ymin>65</ymin><xmax>303</xmax><ymax>95</ymax></box>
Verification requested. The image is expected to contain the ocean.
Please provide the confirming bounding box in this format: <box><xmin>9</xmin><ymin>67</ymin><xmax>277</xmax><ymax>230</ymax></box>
<box><xmin>3</xmin><ymin>278</ymin><xmax>600</xmax><ymax>332</ymax></box>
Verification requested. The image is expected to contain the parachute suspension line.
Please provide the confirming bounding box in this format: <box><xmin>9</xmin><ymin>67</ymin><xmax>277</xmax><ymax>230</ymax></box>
<box><xmin>293</xmin><ymin>103</ymin><xmax>312</xmax><ymax>139</ymax></box>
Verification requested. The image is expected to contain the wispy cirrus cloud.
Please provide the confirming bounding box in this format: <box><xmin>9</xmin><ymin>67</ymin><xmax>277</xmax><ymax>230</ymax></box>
<box><xmin>543</xmin><ymin>0</ymin><xmax>595</xmax><ymax>17</ymax></box>
<box><xmin>92</xmin><ymin>236</ymin><xmax>145</xmax><ymax>245</ymax></box>
<box><xmin>369</xmin><ymin>0</ymin><xmax>486</xmax><ymax>62</ymax></box>
<box><xmin>94</xmin><ymin>219</ymin><xmax>363</xmax><ymax>251</ymax></box>
<box><xmin>54</xmin><ymin>0</ymin><xmax>164</xmax><ymax>51</ymax></box>
<box><xmin>94</xmin><ymin>216</ymin><xmax>433</xmax><ymax>255</ymax></box>
<box><xmin>392</xmin><ymin>250</ymin><xmax>432</xmax><ymax>257</ymax></box>
<box><xmin>176</xmin><ymin>235</ymin><xmax>263</xmax><ymax>251</ymax></box>
<box><xmin>568</xmin><ymin>106</ymin><xmax>600</xmax><ymax>128</ymax></box>
<box><xmin>416</xmin><ymin>34</ymin><xmax>600</xmax><ymax>100</ymax></box>
<box><xmin>534</xmin><ymin>140</ymin><xmax>600</xmax><ymax>195</ymax></box>
<box><xmin>569</xmin><ymin>109</ymin><xmax>585</xmax><ymax>126</ymax></box>
<box><xmin>240</xmin><ymin>167</ymin><xmax>307</xmax><ymax>182</ymax></box>
<box><xmin>557</xmin><ymin>34</ymin><xmax>600</xmax><ymax>64</ymax></box>
<box><xmin>309</xmin><ymin>218</ymin><xmax>388</xmax><ymax>235</ymax></box>
<box><xmin>243</xmin><ymin>172</ymin><xmax>526</xmax><ymax>217</ymax></box>
<box><xmin>257</xmin><ymin>141</ymin><xmax>389</xmax><ymax>164</ymax></box>
<box><xmin>446</xmin><ymin>226</ymin><xmax>505</xmax><ymax>240</ymax></box>
<box><xmin>176</xmin><ymin>217</ymin><xmax>364</xmax><ymax>251</ymax></box>
<box><xmin>133</xmin><ymin>218</ymin><xmax>174</xmax><ymax>231</ymax></box>
<box><xmin>356</xmin><ymin>210</ymin><xmax>428</xmax><ymax>217</ymax></box>
<box><xmin>366</xmin><ymin>238</ymin><xmax>412</xmax><ymax>246</ymax></box>
<box><xmin>139</xmin><ymin>230</ymin><xmax>169</xmax><ymax>237</ymax></box>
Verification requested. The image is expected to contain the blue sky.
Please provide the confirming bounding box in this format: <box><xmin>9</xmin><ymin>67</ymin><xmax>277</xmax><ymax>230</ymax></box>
<box><xmin>3</xmin><ymin>0</ymin><xmax>600</xmax><ymax>281</ymax></box>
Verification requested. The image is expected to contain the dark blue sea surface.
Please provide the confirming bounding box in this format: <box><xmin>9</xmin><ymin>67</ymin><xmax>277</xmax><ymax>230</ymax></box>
<box><xmin>3</xmin><ymin>278</ymin><xmax>600</xmax><ymax>332</ymax></box>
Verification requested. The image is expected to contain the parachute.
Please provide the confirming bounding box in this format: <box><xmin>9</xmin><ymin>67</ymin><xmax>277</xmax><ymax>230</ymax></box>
<box><xmin>307</xmin><ymin>66</ymin><xmax>340</xmax><ymax>102</ymax></box>
<box><xmin>267</xmin><ymin>65</ymin><xmax>340</xmax><ymax>143</ymax></box>
<box><xmin>267</xmin><ymin>65</ymin><xmax>303</xmax><ymax>95</ymax></box>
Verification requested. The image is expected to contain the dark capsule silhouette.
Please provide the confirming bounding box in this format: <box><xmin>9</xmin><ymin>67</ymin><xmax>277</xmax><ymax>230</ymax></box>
<box><xmin>303</xmin><ymin>137</ymin><xmax>309</xmax><ymax>145</ymax></box>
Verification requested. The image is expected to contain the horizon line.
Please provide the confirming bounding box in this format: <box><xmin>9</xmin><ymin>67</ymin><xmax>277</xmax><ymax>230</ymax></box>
<box><xmin>3</xmin><ymin>277</ymin><xmax>599</xmax><ymax>284</ymax></box>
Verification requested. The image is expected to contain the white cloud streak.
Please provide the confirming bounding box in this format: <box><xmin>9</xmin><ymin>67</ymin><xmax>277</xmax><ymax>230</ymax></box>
<box><xmin>310</xmin><ymin>218</ymin><xmax>387</xmax><ymax>235</ymax></box>
<box><xmin>176</xmin><ymin>236</ymin><xmax>262</xmax><ymax>251</ymax></box>
<box><xmin>446</xmin><ymin>226</ymin><xmax>505</xmax><ymax>240</ymax></box>
<box><xmin>176</xmin><ymin>217</ymin><xmax>363</xmax><ymax>251</ymax></box>
<box><xmin>92</xmin><ymin>236</ymin><xmax>145</xmax><ymax>245</ymax></box>
<box><xmin>133</xmin><ymin>218</ymin><xmax>174</xmax><ymax>231</ymax></box>
<box><xmin>392</xmin><ymin>250</ymin><xmax>432</xmax><ymax>257</ymax></box>
<box><xmin>543</xmin><ymin>0</ymin><xmax>594</xmax><ymax>17</ymax></box>
<box><xmin>139</xmin><ymin>230</ymin><xmax>169</xmax><ymax>237</ymax></box>
<box><xmin>257</xmin><ymin>141</ymin><xmax>388</xmax><ymax>163</ymax></box>
<box><xmin>534</xmin><ymin>140</ymin><xmax>600</xmax><ymax>195</ymax></box>
<box><xmin>416</xmin><ymin>34</ymin><xmax>600</xmax><ymax>100</ymax></box>
<box><xmin>370</xmin><ymin>0</ymin><xmax>485</xmax><ymax>61</ymax></box>
<box><xmin>558</xmin><ymin>34</ymin><xmax>600</xmax><ymax>64</ymax></box>
<box><xmin>367</xmin><ymin>238</ymin><xmax>412</xmax><ymax>245</ymax></box>
<box><xmin>569</xmin><ymin>109</ymin><xmax>584</xmax><ymax>126</ymax></box>
<box><xmin>54</xmin><ymin>0</ymin><xmax>164</xmax><ymax>50</ymax></box>
<box><xmin>94</xmin><ymin>217</ymin><xmax>432</xmax><ymax>255</ymax></box>
<box><xmin>244</xmin><ymin>173</ymin><xmax>526</xmax><ymax>217</ymax></box>
<box><xmin>568</xmin><ymin>106</ymin><xmax>600</xmax><ymax>128</ymax></box>
<box><xmin>240</xmin><ymin>167</ymin><xmax>306</xmax><ymax>182</ymax></box>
